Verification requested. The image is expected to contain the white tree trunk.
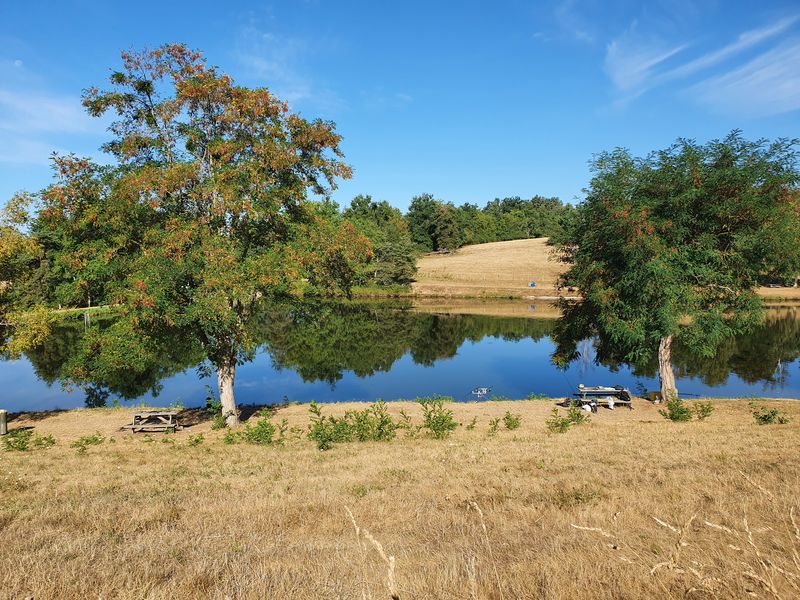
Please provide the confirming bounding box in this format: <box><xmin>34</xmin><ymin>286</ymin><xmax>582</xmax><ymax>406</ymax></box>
<box><xmin>218</xmin><ymin>361</ymin><xmax>239</xmax><ymax>427</ymax></box>
<box><xmin>658</xmin><ymin>335</ymin><xmax>678</xmax><ymax>402</ymax></box>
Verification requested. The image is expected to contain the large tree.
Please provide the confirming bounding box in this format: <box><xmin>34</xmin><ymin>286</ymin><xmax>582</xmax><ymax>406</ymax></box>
<box><xmin>553</xmin><ymin>132</ymin><xmax>800</xmax><ymax>401</ymax></box>
<box><xmin>11</xmin><ymin>45</ymin><xmax>366</xmax><ymax>425</ymax></box>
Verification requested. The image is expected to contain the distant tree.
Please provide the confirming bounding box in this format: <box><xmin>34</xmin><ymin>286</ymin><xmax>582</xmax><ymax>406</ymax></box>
<box><xmin>433</xmin><ymin>204</ymin><xmax>462</xmax><ymax>251</ymax></box>
<box><xmin>553</xmin><ymin>132</ymin><xmax>800</xmax><ymax>402</ymax></box>
<box><xmin>0</xmin><ymin>195</ymin><xmax>45</xmax><ymax>315</ymax></box>
<box><xmin>372</xmin><ymin>237</ymin><xmax>418</xmax><ymax>285</ymax></box>
<box><xmin>406</xmin><ymin>193</ymin><xmax>439</xmax><ymax>251</ymax></box>
<box><xmin>6</xmin><ymin>45</ymin><xmax>366</xmax><ymax>426</ymax></box>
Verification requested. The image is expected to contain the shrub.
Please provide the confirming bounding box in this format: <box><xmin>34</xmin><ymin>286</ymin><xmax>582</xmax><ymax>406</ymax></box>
<box><xmin>525</xmin><ymin>393</ymin><xmax>549</xmax><ymax>401</ymax></box>
<box><xmin>692</xmin><ymin>401</ymin><xmax>714</xmax><ymax>421</ymax></box>
<box><xmin>503</xmin><ymin>411</ymin><xmax>522</xmax><ymax>430</ymax></box>
<box><xmin>659</xmin><ymin>397</ymin><xmax>693</xmax><ymax>422</ymax></box>
<box><xmin>206</xmin><ymin>386</ymin><xmax>226</xmax><ymax>430</ymax></box>
<box><xmin>307</xmin><ymin>400</ymin><xmax>400</xmax><ymax>450</ymax></box>
<box><xmin>2</xmin><ymin>429</ymin><xmax>32</xmax><ymax>452</ymax></box>
<box><xmin>546</xmin><ymin>403</ymin><xmax>590</xmax><ymax>433</ymax></box>
<box><xmin>488</xmin><ymin>417</ymin><xmax>500</xmax><ymax>436</ymax></box>
<box><xmin>419</xmin><ymin>397</ymin><xmax>458</xmax><ymax>439</ymax></box>
<box><xmin>465</xmin><ymin>417</ymin><xmax>478</xmax><ymax>431</ymax></box>
<box><xmin>71</xmin><ymin>431</ymin><xmax>105</xmax><ymax>454</ymax></box>
<box><xmin>749</xmin><ymin>400</ymin><xmax>791</xmax><ymax>425</ymax></box>
<box><xmin>545</xmin><ymin>407</ymin><xmax>571</xmax><ymax>433</ymax></box>
<box><xmin>239</xmin><ymin>415</ymin><xmax>277</xmax><ymax>445</ymax></box>
<box><xmin>567</xmin><ymin>402</ymin><xmax>591</xmax><ymax>426</ymax></box>
<box><xmin>186</xmin><ymin>434</ymin><xmax>204</xmax><ymax>447</ymax></box>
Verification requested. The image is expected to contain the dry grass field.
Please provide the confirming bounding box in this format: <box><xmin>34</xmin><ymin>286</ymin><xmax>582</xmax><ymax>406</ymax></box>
<box><xmin>413</xmin><ymin>238</ymin><xmax>568</xmax><ymax>298</ymax></box>
<box><xmin>3</xmin><ymin>398</ymin><xmax>800</xmax><ymax>599</ymax></box>
<box><xmin>412</xmin><ymin>238</ymin><xmax>800</xmax><ymax>302</ymax></box>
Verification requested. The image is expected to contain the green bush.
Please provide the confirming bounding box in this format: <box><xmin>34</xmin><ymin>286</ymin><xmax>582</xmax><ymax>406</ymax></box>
<box><xmin>503</xmin><ymin>411</ymin><xmax>522</xmax><ymax>430</ymax></box>
<box><xmin>567</xmin><ymin>402</ymin><xmax>591</xmax><ymax>426</ymax></box>
<box><xmin>71</xmin><ymin>431</ymin><xmax>105</xmax><ymax>454</ymax></box>
<box><xmin>546</xmin><ymin>403</ymin><xmax>591</xmax><ymax>433</ymax></box>
<box><xmin>2</xmin><ymin>429</ymin><xmax>32</xmax><ymax>452</ymax></box>
<box><xmin>749</xmin><ymin>400</ymin><xmax>791</xmax><ymax>425</ymax></box>
<box><xmin>659</xmin><ymin>397</ymin><xmax>693</xmax><ymax>422</ymax></box>
<box><xmin>525</xmin><ymin>393</ymin><xmax>549</xmax><ymax>401</ymax></box>
<box><xmin>465</xmin><ymin>417</ymin><xmax>478</xmax><ymax>431</ymax></box>
<box><xmin>488</xmin><ymin>417</ymin><xmax>500</xmax><ymax>436</ymax></box>
<box><xmin>692</xmin><ymin>401</ymin><xmax>714</xmax><ymax>421</ymax></box>
<box><xmin>307</xmin><ymin>400</ymin><xmax>400</xmax><ymax>450</ymax></box>
<box><xmin>545</xmin><ymin>407</ymin><xmax>571</xmax><ymax>433</ymax></box>
<box><xmin>419</xmin><ymin>397</ymin><xmax>458</xmax><ymax>439</ymax></box>
<box><xmin>185</xmin><ymin>434</ymin><xmax>204</xmax><ymax>447</ymax></box>
<box><xmin>240</xmin><ymin>416</ymin><xmax>277</xmax><ymax>445</ymax></box>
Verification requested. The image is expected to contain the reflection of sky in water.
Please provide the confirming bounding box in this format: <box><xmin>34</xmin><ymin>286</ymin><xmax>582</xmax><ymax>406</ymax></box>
<box><xmin>2</xmin><ymin>333</ymin><xmax>799</xmax><ymax>412</ymax></box>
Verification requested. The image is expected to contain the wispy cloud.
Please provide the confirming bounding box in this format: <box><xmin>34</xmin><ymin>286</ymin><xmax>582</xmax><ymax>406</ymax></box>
<box><xmin>235</xmin><ymin>26</ymin><xmax>345</xmax><ymax>114</ymax></box>
<box><xmin>0</xmin><ymin>89</ymin><xmax>98</xmax><ymax>134</ymax></box>
<box><xmin>604</xmin><ymin>14</ymin><xmax>800</xmax><ymax>115</ymax></box>
<box><xmin>554</xmin><ymin>0</ymin><xmax>596</xmax><ymax>43</ymax></box>
<box><xmin>604</xmin><ymin>24</ymin><xmax>688</xmax><ymax>92</ymax></box>
<box><xmin>689</xmin><ymin>39</ymin><xmax>800</xmax><ymax>117</ymax></box>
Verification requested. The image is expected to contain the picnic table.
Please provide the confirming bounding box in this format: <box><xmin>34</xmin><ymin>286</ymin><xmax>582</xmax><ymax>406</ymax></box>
<box><xmin>121</xmin><ymin>410</ymin><xmax>180</xmax><ymax>433</ymax></box>
<box><xmin>570</xmin><ymin>386</ymin><xmax>633</xmax><ymax>412</ymax></box>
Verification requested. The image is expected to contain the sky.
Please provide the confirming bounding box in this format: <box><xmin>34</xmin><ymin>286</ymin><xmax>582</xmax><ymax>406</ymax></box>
<box><xmin>1</xmin><ymin>0</ymin><xmax>799</xmax><ymax>211</ymax></box>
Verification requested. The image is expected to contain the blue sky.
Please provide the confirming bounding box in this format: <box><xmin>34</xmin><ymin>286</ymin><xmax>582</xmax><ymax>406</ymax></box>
<box><xmin>1</xmin><ymin>0</ymin><xmax>799</xmax><ymax>211</ymax></box>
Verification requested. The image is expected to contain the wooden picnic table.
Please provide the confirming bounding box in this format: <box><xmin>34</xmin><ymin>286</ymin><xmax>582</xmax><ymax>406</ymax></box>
<box><xmin>121</xmin><ymin>410</ymin><xmax>180</xmax><ymax>433</ymax></box>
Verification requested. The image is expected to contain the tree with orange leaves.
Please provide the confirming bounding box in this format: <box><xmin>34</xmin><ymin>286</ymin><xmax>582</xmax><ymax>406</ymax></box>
<box><xmin>11</xmin><ymin>45</ymin><xmax>368</xmax><ymax>425</ymax></box>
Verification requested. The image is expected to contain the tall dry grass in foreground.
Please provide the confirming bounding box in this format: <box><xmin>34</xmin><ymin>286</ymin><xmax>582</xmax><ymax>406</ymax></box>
<box><xmin>1</xmin><ymin>399</ymin><xmax>799</xmax><ymax>599</ymax></box>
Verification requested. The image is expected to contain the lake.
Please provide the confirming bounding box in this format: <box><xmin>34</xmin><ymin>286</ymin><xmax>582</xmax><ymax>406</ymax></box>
<box><xmin>2</xmin><ymin>300</ymin><xmax>799</xmax><ymax>412</ymax></box>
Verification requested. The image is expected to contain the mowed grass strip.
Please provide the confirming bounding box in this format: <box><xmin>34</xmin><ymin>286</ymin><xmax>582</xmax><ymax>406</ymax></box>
<box><xmin>2</xmin><ymin>399</ymin><xmax>799</xmax><ymax>599</ymax></box>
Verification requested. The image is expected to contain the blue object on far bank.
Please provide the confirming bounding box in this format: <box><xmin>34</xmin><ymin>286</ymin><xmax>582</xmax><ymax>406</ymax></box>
<box><xmin>529</xmin><ymin>281</ymin><xmax>536</xmax><ymax>287</ymax></box>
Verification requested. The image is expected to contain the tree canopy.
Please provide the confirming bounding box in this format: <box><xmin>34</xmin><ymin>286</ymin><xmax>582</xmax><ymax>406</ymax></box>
<box><xmin>553</xmin><ymin>132</ymin><xmax>800</xmax><ymax>401</ymax></box>
<box><xmin>4</xmin><ymin>44</ymin><xmax>369</xmax><ymax>425</ymax></box>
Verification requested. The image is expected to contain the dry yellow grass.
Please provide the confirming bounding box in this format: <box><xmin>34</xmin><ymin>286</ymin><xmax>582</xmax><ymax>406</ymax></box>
<box><xmin>413</xmin><ymin>238</ymin><xmax>567</xmax><ymax>298</ymax></box>
<box><xmin>413</xmin><ymin>238</ymin><xmax>800</xmax><ymax>302</ymax></box>
<box><xmin>2</xmin><ymin>398</ymin><xmax>800</xmax><ymax>599</ymax></box>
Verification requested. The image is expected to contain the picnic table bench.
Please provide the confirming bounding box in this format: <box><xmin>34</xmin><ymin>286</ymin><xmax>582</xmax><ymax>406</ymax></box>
<box><xmin>121</xmin><ymin>410</ymin><xmax>180</xmax><ymax>433</ymax></box>
<box><xmin>569</xmin><ymin>386</ymin><xmax>633</xmax><ymax>413</ymax></box>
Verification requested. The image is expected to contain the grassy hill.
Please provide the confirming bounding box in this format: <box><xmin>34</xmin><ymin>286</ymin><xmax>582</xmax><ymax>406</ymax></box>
<box><xmin>413</xmin><ymin>238</ymin><xmax>567</xmax><ymax>298</ymax></box>
<box><xmin>413</xmin><ymin>237</ymin><xmax>800</xmax><ymax>301</ymax></box>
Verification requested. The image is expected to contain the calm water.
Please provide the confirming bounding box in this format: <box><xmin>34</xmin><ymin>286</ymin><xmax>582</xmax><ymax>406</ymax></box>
<box><xmin>2</xmin><ymin>301</ymin><xmax>799</xmax><ymax>412</ymax></box>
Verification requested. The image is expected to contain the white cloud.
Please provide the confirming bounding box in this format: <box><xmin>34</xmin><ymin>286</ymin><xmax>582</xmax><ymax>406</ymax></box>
<box><xmin>658</xmin><ymin>15</ymin><xmax>798</xmax><ymax>82</ymax></box>
<box><xmin>0</xmin><ymin>89</ymin><xmax>98</xmax><ymax>134</ymax></box>
<box><xmin>605</xmin><ymin>14</ymin><xmax>800</xmax><ymax>113</ymax></box>
<box><xmin>235</xmin><ymin>26</ymin><xmax>345</xmax><ymax>113</ymax></box>
<box><xmin>0</xmin><ymin>138</ymin><xmax>61</xmax><ymax>165</ymax></box>
<box><xmin>604</xmin><ymin>25</ymin><xmax>687</xmax><ymax>92</ymax></box>
<box><xmin>689</xmin><ymin>40</ymin><xmax>800</xmax><ymax>117</ymax></box>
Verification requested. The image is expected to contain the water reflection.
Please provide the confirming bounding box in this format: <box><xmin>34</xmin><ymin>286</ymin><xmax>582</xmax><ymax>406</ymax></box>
<box><xmin>2</xmin><ymin>301</ymin><xmax>799</xmax><ymax>411</ymax></box>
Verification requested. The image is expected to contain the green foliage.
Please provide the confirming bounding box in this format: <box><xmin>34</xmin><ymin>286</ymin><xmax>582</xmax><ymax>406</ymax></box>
<box><xmin>546</xmin><ymin>403</ymin><xmax>591</xmax><ymax>433</ymax></box>
<box><xmin>418</xmin><ymin>397</ymin><xmax>458</xmax><ymax>439</ymax></box>
<box><xmin>488</xmin><ymin>418</ymin><xmax>500</xmax><ymax>436</ymax></box>
<box><xmin>71</xmin><ymin>431</ymin><xmax>104</xmax><ymax>454</ymax></box>
<box><xmin>307</xmin><ymin>400</ymin><xmax>399</xmax><ymax>450</ymax></box>
<box><xmin>525</xmin><ymin>393</ymin><xmax>549</xmax><ymax>401</ymax></box>
<box><xmin>465</xmin><ymin>417</ymin><xmax>478</xmax><ymax>431</ymax></box>
<box><xmin>692</xmin><ymin>401</ymin><xmax>714</xmax><ymax>421</ymax></box>
<box><xmin>749</xmin><ymin>400</ymin><xmax>791</xmax><ymax>425</ymax></box>
<box><xmin>185</xmin><ymin>434</ymin><xmax>204</xmax><ymax>447</ymax></box>
<box><xmin>5</xmin><ymin>44</ymin><xmax>365</xmax><ymax>423</ymax></box>
<box><xmin>0</xmin><ymin>430</ymin><xmax>53</xmax><ymax>452</ymax></box>
<box><xmin>553</xmin><ymin>132</ymin><xmax>800</xmax><ymax>399</ymax></box>
<box><xmin>545</xmin><ymin>408</ymin><xmax>571</xmax><ymax>433</ymax></box>
<box><xmin>659</xmin><ymin>397</ymin><xmax>694</xmax><ymax>422</ymax></box>
<box><xmin>503</xmin><ymin>411</ymin><xmax>522</xmax><ymax>430</ymax></box>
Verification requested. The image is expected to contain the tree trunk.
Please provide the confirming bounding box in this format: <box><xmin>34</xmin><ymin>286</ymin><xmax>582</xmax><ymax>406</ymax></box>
<box><xmin>218</xmin><ymin>360</ymin><xmax>240</xmax><ymax>427</ymax></box>
<box><xmin>658</xmin><ymin>335</ymin><xmax>678</xmax><ymax>403</ymax></box>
